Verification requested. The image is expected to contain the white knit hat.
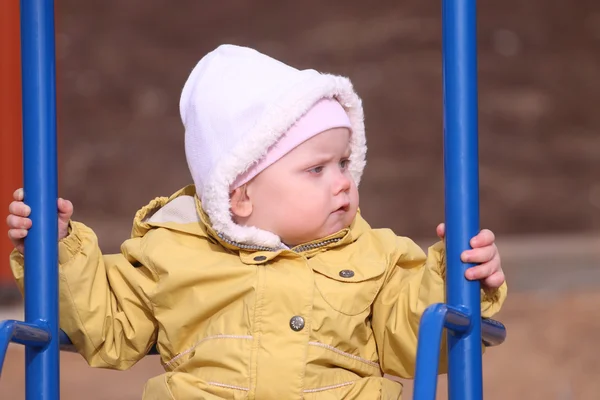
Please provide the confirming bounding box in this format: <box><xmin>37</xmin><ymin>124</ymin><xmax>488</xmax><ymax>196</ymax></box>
<box><xmin>181</xmin><ymin>44</ymin><xmax>366</xmax><ymax>249</ymax></box>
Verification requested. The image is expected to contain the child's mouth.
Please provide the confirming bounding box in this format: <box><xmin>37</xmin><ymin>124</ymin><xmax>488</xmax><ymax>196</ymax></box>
<box><xmin>334</xmin><ymin>204</ymin><xmax>350</xmax><ymax>213</ymax></box>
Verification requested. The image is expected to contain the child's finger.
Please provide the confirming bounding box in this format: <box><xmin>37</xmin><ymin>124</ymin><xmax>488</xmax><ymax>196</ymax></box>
<box><xmin>436</xmin><ymin>223</ymin><xmax>445</xmax><ymax>240</ymax></box>
<box><xmin>57</xmin><ymin>198</ymin><xmax>74</xmax><ymax>219</ymax></box>
<box><xmin>6</xmin><ymin>214</ymin><xmax>32</xmax><ymax>230</ymax></box>
<box><xmin>13</xmin><ymin>188</ymin><xmax>24</xmax><ymax>201</ymax></box>
<box><xmin>8</xmin><ymin>228</ymin><xmax>28</xmax><ymax>241</ymax></box>
<box><xmin>464</xmin><ymin>258</ymin><xmax>499</xmax><ymax>280</ymax></box>
<box><xmin>461</xmin><ymin>245</ymin><xmax>497</xmax><ymax>264</ymax></box>
<box><xmin>481</xmin><ymin>270</ymin><xmax>505</xmax><ymax>289</ymax></box>
<box><xmin>470</xmin><ymin>229</ymin><xmax>495</xmax><ymax>248</ymax></box>
<box><xmin>8</xmin><ymin>201</ymin><xmax>31</xmax><ymax>218</ymax></box>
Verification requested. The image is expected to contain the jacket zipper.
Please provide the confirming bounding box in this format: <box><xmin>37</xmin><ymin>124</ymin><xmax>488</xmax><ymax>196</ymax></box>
<box><xmin>217</xmin><ymin>233</ymin><xmax>341</xmax><ymax>253</ymax></box>
<box><xmin>292</xmin><ymin>238</ymin><xmax>341</xmax><ymax>253</ymax></box>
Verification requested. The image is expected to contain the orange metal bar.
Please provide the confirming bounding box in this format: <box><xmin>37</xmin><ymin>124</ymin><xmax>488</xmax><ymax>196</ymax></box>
<box><xmin>0</xmin><ymin>1</ymin><xmax>23</xmax><ymax>299</ymax></box>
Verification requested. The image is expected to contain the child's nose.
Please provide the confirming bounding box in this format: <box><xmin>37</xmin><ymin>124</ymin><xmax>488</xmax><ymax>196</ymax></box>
<box><xmin>333</xmin><ymin>170</ymin><xmax>351</xmax><ymax>194</ymax></box>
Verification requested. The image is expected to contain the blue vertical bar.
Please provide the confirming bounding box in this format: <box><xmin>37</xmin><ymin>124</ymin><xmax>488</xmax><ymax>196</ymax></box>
<box><xmin>442</xmin><ymin>0</ymin><xmax>482</xmax><ymax>400</ymax></box>
<box><xmin>20</xmin><ymin>1</ymin><xmax>60</xmax><ymax>399</ymax></box>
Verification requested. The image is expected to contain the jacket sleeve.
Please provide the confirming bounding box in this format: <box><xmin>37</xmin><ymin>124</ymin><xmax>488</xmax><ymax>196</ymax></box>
<box><xmin>9</xmin><ymin>221</ymin><xmax>159</xmax><ymax>370</ymax></box>
<box><xmin>371</xmin><ymin>238</ymin><xmax>507</xmax><ymax>379</ymax></box>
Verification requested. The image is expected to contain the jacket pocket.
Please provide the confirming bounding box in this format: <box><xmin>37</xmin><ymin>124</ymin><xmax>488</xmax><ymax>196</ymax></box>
<box><xmin>311</xmin><ymin>260</ymin><xmax>386</xmax><ymax>316</ymax></box>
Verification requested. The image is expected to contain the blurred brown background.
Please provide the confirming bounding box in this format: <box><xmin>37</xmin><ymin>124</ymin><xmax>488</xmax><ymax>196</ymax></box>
<box><xmin>2</xmin><ymin>0</ymin><xmax>600</xmax><ymax>399</ymax></box>
<box><xmin>49</xmin><ymin>0</ymin><xmax>600</xmax><ymax>247</ymax></box>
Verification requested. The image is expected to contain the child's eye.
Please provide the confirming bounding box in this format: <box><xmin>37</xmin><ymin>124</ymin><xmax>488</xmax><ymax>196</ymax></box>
<box><xmin>339</xmin><ymin>159</ymin><xmax>350</xmax><ymax>169</ymax></box>
<box><xmin>309</xmin><ymin>166</ymin><xmax>324</xmax><ymax>174</ymax></box>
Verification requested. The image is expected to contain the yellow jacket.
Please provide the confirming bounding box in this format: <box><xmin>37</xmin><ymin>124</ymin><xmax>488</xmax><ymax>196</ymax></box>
<box><xmin>10</xmin><ymin>186</ymin><xmax>506</xmax><ymax>399</ymax></box>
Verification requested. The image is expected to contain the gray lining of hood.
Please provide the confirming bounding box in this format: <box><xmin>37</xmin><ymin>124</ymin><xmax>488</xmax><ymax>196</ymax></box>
<box><xmin>146</xmin><ymin>195</ymin><xmax>200</xmax><ymax>224</ymax></box>
<box><xmin>144</xmin><ymin>195</ymin><xmax>289</xmax><ymax>250</ymax></box>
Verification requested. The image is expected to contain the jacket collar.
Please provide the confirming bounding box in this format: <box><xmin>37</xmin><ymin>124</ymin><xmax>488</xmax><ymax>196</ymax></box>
<box><xmin>130</xmin><ymin>185</ymin><xmax>370</xmax><ymax>259</ymax></box>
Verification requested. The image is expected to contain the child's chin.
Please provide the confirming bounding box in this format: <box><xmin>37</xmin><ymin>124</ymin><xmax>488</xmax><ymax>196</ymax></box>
<box><xmin>325</xmin><ymin>222</ymin><xmax>350</xmax><ymax>237</ymax></box>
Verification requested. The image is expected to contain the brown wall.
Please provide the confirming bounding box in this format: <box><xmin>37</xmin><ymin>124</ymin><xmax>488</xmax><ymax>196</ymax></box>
<box><xmin>52</xmin><ymin>1</ymin><xmax>600</xmax><ymax>252</ymax></box>
<box><xmin>3</xmin><ymin>1</ymin><xmax>600</xmax><ymax>255</ymax></box>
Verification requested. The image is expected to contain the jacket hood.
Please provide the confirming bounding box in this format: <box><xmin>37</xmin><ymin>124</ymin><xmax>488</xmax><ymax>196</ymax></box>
<box><xmin>180</xmin><ymin>44</ymin><xmax>366</xmax><ymax>249</ymax></box>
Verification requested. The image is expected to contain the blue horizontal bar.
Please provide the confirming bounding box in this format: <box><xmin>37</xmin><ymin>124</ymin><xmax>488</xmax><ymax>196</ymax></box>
<box><xmin>443</xmin><ymin>306</ymin><xmax>470</xmax><ymax>334</ymax></box>
<box><xmin>58</xmin><ymin>330</ymin><xmax>77</xmax><ymax>352</ymax></box>
<box><xmin>481</xmin><ymin>318</ymin><xmax>506</xmax><ymax>347</ymax></box>
<box><xmin>442</xmin><ymin>306</ymin><xmax>506</xmax><ymax>347</ymax></box>
<box><xmin>0</xmin><ymin>319</ymin><xmax>52</xmax><ymax>376</ymax></box>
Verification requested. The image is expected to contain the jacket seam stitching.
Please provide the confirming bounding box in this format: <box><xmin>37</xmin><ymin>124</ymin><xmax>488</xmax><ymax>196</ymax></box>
<box><xmin>162</xmin><ymin>334</ymin><xmax>253</xmax><ymax>368</ymax></box>
<box><xmin>207</xmin><ymin>381</ymin><xmax>250</xmax><ymax>391</ymax></box>
<box><xmin>308</xmin><ymin>341</ymin><xmax>380</xmax><ymax>368</ymax></box>
<box><xmin>303</xmin><ymin>381</ymin><xmax>356</xmax><ymax>393</ymax></box>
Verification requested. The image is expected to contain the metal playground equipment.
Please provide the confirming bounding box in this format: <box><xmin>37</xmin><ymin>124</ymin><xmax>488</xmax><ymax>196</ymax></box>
<box><xmin>0</xmin><ymin>0</ymin><xmax>506</xmax><ymax>399</ymax></box>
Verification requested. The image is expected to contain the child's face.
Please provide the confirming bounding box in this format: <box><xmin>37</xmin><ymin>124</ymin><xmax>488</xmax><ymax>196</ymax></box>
<box><xmin>239</xmin><ymin>127</ymin><xmax>359</xmax><ymax>246</ymax></box>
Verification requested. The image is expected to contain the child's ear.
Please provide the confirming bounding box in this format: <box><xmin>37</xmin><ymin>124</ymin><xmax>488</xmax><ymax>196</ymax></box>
<box><xmin>230</xmin><ymin>185</ymin><xmax>253</xmax><ymax>219</ymax></box>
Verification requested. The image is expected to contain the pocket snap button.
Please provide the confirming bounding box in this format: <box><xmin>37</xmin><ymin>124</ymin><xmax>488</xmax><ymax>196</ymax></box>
<box><xmin>339</xmin><ymin>269</ymin><xmax>355</xmax><ymax>278</ymax></box>
<box><xmin>289</xmin><ymin>316</ymin><xmax>305</xmax><ymax>331</ymax></box>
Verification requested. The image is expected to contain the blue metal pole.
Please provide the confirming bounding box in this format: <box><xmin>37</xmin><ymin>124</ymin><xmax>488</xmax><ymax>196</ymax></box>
<box><xmin>442</xmin><ymin>0</ymin><xmax>482</xmax><ymax>399</ymax></box>
<box><xmin>20</xmin><ymin>0</ymin><xmax>60</xmax><ymax>399</ymax></box>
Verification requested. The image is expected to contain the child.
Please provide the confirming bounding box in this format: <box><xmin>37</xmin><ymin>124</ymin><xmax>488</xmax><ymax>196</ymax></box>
<box><xmin>7</xmin><ymin>44</ymin><xmax>506</xmax><ymax>399</ymax></box>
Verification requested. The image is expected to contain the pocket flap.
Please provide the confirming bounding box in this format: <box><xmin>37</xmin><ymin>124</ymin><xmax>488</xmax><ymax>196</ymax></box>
<box><xmin>310</xmin><ymin>258</ymin><xmax>387</xmax><ymax>315</ymax></box>
<box><xmin>311</xmin><ymin>259</ymin><xmax>386</xmax><ymax>283</ymax></box>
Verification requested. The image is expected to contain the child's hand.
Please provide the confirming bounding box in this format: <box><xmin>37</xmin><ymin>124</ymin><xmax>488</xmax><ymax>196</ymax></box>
<box><xmin>436</xmin><ymin>223</ymin><xmax>505</xmax><ymax>290</ymax></box>
<box><xmin>6</xmin><ymin>188</ymin><xmax>74</xmax><ymax>254</ymax></box>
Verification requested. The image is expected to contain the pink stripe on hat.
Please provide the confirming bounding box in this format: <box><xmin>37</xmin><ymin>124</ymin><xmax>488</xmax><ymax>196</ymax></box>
<box><xmin>231</xmin><ymin>98</ymin><xmax>352</xmax><ymax>190</ymax></box>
